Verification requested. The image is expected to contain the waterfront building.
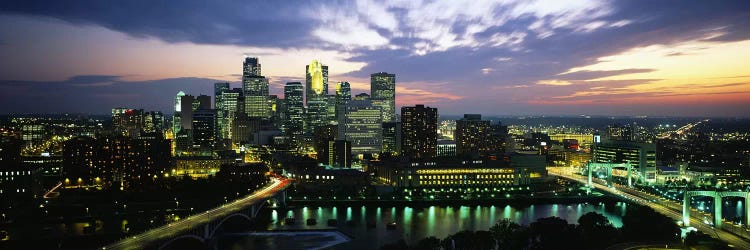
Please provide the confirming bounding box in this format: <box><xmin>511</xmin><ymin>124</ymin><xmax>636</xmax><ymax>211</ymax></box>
<box><xmin>401</xmin><ymin>105</ymin><xmax>438</xmax><ymax>159</ymax></box>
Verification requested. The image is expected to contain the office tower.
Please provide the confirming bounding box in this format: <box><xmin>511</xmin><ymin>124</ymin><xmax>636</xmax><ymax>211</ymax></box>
<box><xmin>489</xmin><ymin>122</ymin><xmax>509</xmax><ymax>152</ymax></box>
<box><xmin>173</xmin><ymin>91</ymin><xmax>186</xmax><ymax>135</ymax></box>
<box><xmin>323</xmin><ymin>140</ymin><xmax>352</xmax><ymax>168</ymax></box>
<box><xmin>243</xmin><ymin>56</ymin><xmax>261</xmax><ymax>77</ymax></box>
<box><xmin>214</xmin><ymin>82</ymin><xmax>230</xmax><ymax>139</ymax></box>
<box><xmin>314</xmin><ymin>124</ymin><xmax>338</xmax><ymax>161</ymax></box>
<box><xmin>354</xmin><ymin>93</ymin><xmax>370</xmax><ymax>101</ymax></box>
<box><xmin>370</xmin><ymin>72</ymin><xmax>396</xmax><ymax>122</ymax></box>
<box><xmin>179</xmin><ymin>94</ymin><xmax>195</xmax><ymax>131</ymax></box>
<box><xmin>305</xmin><ymin>60</ymin><xmax>330</xmax><ymax>135</ymax></box>
<box><xmin>284</xmin><ymin>82</ymin><xmax>305</xmax><ymax>149</ymax></box>
<box><xmin>335</xmin><ymin>82</ymin><xmax>352</xmax><ymax>122</ymax></box>
<box><xmin>112</xmin><ymin>108</ymin><xmax>144</xmax><ymax>137</ymax></box>
<box><xmin>195</xmin><ymin>95</ymin><xmax>212</xmax><ymax>110</ymax></box>
<box><xmin>338</xmin><ymin>100</ymin><xmax>383</xmax><ymax>157</ymax></box>
<box><xmin>401</xmin><ymin>105</ymin><xmax>438</xmax><ymax>159</ymax></box>
<box><xmin>217</xmin><ymin>88</ymin><xmax>242</xmax><ymax>140</ymax></box>
<box><xmin>192</xmin><ymin>109</ymin><xmax>216</xmax><ymax>154</ymax></box>
<box><xmin>455</xmin><ymin>114</ymin><xmax>491</xmax><ymax>157</ymax></box>
<box><xmin>325</xmin><ymin>95</ymin><xmax>337</xmax><ymax>124</ymax></box>
<box><xmin>242</xmin><ymin>57</ymin><xmax>270</xmax><ymax>119</ymax></box>
<box><xmin>382</xmin><ymin>122</ymin><xmax>401</xmax><ymax>156</ymax></box>
<box><xmin>593</xmin><ymin>140</ymin><xmax>657</xmax><ymax>183</ymax></box>
<box><xmin>143</xmin><ymin>111</ymin><xmax>164</xmax><ymax>133</ymax></box>
<box><xmin>243</xmin><ymin>75</ymin><xmax>270</xmax><ymax>119</ymax></box>
<box><xmin>305</xmin><ymin>60</ymin><xmax>329</xmax><ymax>104</ymax></box>
<box><xmin>336</xmin><ymin>82</ymin><xmax>351</xmax><ymax>104</ymax></box>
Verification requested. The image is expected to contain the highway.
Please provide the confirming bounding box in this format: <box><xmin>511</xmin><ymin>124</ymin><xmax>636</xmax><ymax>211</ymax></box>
<box><xmin>102</xmin><ymin>177</ymin><xmax>292</xmax><ymax>250</ymax></box>
<box><xmin>549</xmin><ymin>168</ymin><xmax>750</xmax><ymax>249</ymax></box>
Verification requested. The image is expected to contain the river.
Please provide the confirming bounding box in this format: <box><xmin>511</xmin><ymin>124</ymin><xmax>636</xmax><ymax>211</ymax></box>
<box><xmin>219</xmin><ymin>201</ymin><xmax>629</xmax><ymax>249</ymax></box>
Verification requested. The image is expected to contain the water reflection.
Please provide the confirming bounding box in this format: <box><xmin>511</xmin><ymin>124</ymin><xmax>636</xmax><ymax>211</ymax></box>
<box><xmin>265</xmin><ymin>203</ymin><xmax>626</xmax><ymax>249</ymax></box>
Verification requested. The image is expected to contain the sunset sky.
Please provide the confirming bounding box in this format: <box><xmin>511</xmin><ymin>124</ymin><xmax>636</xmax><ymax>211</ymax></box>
<box><xmin>1</xmin><ymin>0</ymin><xmax>749</xmax><ymax>116</ymax></box>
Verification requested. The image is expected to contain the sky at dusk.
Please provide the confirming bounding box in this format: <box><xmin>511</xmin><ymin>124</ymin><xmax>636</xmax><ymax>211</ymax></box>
<box><xmin>1</xmin><ymin>0</ymin><xmax>749</xmax><ymax>117</ymax></box>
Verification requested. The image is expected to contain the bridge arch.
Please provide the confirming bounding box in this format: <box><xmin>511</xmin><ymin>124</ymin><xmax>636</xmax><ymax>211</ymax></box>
<box><xmin>683</xmin><ymin>190</ymin><xmax>750</xmax><ymax>228</ymax></box>
<box><xmin>209</xmin><ymin>213</ymin><xmax>253</xmax><ymax>238</ymax></box>
<box><xmin>158</xmin><ymin>234</ymin><xmax>205</xmax><ymax>250</ymax></box>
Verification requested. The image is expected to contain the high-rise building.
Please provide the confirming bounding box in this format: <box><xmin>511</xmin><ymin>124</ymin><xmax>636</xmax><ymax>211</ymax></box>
<box><xmin>305</xmin><ymin>60</ymin><xmax>330</xmax><ymax>135</ymax></box>
<box><xmin>401</xmin><ymin>105</ymin><xmax>438</xmax><ymax>159</ymax></box>
<box><xmin>323</xmin><ymin>140</ymin><xmax>352</xmax><ymax>168</ymax></box>
<box><xmin>284</xmin><ymin>82</ymin><xmax>305</xmax><ymax>149</ymax></box>
<box><xmin>314</xmin><ymin>124</ymin><xmax>338</xmax><ymax>160</ymax></box>
<box><xmin>173</xmin><ymin>91</ymin><xmax>186</xmax><ymax>135</ymax></box>
<box><xmin>214</xmin><ymin>82</ymin><xmax>230</xmax><ymax>139</ymax></box>
<box><xmin>217</xmin><ymin>88</ymin><xmax>242</xmax><ymax>140</ymax></box>
<box><xmin>338</xmin><ymin>100</ymin><xmax>383</xmax><ymax>157</ymax></box>
<box><xmin>455</xmin><ymin>114</ymin><xmax>491</xmax><ymax>157</ymax></box>
<box><xmin>192</xmin><ymin>109</ymin><xmax>216</xmax><ymax>154</ymax></box>
<box><xmin>243</xmin><ymin>56</ymin><xmax>261</xmax><ymax>77</ymax></box>
<box><xmin>112</xmin><ymin>108</ymin><xmax>144</xmax><ymax>137</ymax></box>
<box><xmin>305</xmin><ymin>60</ymin><xmax>328</xmax><ymax>105</ymax></box>
<box><xmin>243</xmin><ymin>75</ymin><xmax>270</xmax><ymax>119</ymax></box>
<box><xmin>370</xmin><ymin>72</ymin><xmax>396</xmax><ymax>122</ymax></box>
<box><xmin>335</xmin><ymin>82</ymin><xmax>352</xmax><ymax>121</ymax></box>
<box><xmin>382</xmin><ymin>122</ymin><xmax>401</xmax><ymax>156</ymax></box>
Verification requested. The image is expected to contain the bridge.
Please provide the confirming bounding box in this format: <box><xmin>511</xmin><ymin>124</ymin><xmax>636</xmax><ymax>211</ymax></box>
<box><xmin>549</xmin><ymin>167</ymin><xmax>750</xmax><ymax>249</ymax></box>
<box><xmin>586</xmin><ymin>162</ymin><xmax>635</xmax><ymax>187</ymax></box>
<box><xmin>102</xmin><ymin>177</ymin><xmax>292</xmax><ymax>250</ymax></box>
<box><xmin>683</xmin><ymin>190</ymin><xmax>750</xmax><ymax>229</ymax></box>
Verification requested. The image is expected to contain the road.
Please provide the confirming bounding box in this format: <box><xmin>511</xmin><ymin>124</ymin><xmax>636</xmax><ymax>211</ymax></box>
<box><xmin>102</xmin><ymin>177</ymin><xmax>292</xmax><ymax>250</ymax></box>
<box><xmin>549</xmin><ymin>168</ymin><xmax>750</xmax><ymax>249</ymax></box>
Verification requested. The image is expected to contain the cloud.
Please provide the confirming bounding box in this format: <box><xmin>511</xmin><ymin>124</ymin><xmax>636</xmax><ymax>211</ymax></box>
<box><xmin>536</xmin><ymin>80</ymin><xmax>573</xmax><ymax>86</ymax></box>
<box><xmin>0</xmin><ymin>75</ymin><xmax>224</xmax><ymax>114</ymax></box>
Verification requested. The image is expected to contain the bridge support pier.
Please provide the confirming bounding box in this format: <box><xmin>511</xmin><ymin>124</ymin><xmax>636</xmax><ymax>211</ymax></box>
<box><xmin>714</xmin><ymin>195</ymin><xmax>723</xmax><ymax>228</ymax></box>
<box><xmin>683</xmin><ymin>191</ymin><xmax>690</xmax><ymax>227</ymax></box>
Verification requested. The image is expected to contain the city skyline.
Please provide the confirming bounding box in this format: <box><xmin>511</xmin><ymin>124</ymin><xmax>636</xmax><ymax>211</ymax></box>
<box><xmin>1</xmin><ymin>1</ymin><xmax>750</xmax><ymax>117</ymax></box>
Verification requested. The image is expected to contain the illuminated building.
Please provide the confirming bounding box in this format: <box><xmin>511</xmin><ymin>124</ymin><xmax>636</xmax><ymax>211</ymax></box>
<box><xmin>314</xmin><ymin>124</ymin><xmax>338</xmax><ymax>160</ymax></box>
<box><xmin>437</xmin><ymin>139</ymin><xmax>456</xmax><ymax>157</ymax></box>
<box><xmin>284</xmin><ymin>82</ymin><xmax>305</xmax><ymax>149</ymax></box>
<box><xmin>305</xmin><ymin>60</ymin><xmax>328</xmax><ymax>105</ymax></box>
<box><xmin>214</xmin><ymin>82</ymin><xmax>230</xmax><ymax>139</ymax></box>
<box><xmin>217</xmin><ymin>88</ymin><xmax>242</xmax><ymax>141</ymax></box>
<box><xmin>593</xmin><ymin>140</ymin><xmax>657</xmax><ymax>183</ymax></box>
<box><xmin>382</xmin><ymin>122</ymin><xmax>401</xmax><ymax>156</ymax></box>
<box><xmin>401</xmin><ymin>105</ymin><xmax>438</xmax><ymax>159</ymax></box>
<box><xmin>319</xmin><ymin>140</ymin><xmax>352</xmax><ymax>168</ymax></box>
<box><xmin>173</xmin><ymin>91</ymin><xmax>186</xmax><ymax>135</ymax></box>
<box><xmin>353</xmin><ymin>93</ymin><xmax>370</xmax><ymax>101</ymax></box>
<box><xmin>305</xmin><ymin>60</ymin><xmax>330</xmax><ymax>135</ymax></box>
<box><xmin>370</xmin><ymin>72</ymin><xmax>396</xmax><ymax>122</ymax></box>
<box><xmin>371</xmin><ymin>159</ymin><xmax>533</xmax><ymax>190</ymax></box>
<box><xmin>338</xmin><ymin>100</ymin><xmax>382</xmax><ymax>157</ymax></box>
<box><xmin>455</xmin><ymin>114</ymin><xmax>491</xmax><ymax>157</ymax></box>
<box><xmin>112</xmin><ymin>108</ymin><xmax>144</xmax><ymax>137</ymax></box>
<box><xmin>243</xmin><ymin>75</ymin><xmax>270</xmax><ymax>119</ymax></box>
<box><xmin>192</xmin><ymin>109</ymin><xmax>216</xmax><ymax>154</ymax></box>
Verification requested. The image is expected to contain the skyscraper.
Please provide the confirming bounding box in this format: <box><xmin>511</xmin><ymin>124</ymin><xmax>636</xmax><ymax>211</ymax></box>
<box><xmin>173</xmin><ymin>91</ymin><xmax>186</xmax><ymax>135</ymax></box>
<box><xmin>284</xmin><ymin>82</ymin><xmax>305</xmax><ymax>149</ymax></box>
<box><xmin>335</xmin><ymin>82</ymin><xmax>352</xmax><ymax>122</ymax></box>
<box><xmin>305</xmin><ymin>60</ymin><xmax>328</xmax><ymax>104</ymax></box>
<box><xmin>370</xmin><ymin>72</ymin><xmax>396</xmax><ymax>122</ymax></box>
<box><xmin>382</xmin><ymin>121</ymin><xmax>401</xmax><ymax>156</ymax></box>
<box><xmin>305</xmin><ymin>60</ymin><xmax>330</xmax><ymax>135</ymax></box>
<box><xmin>243</xmin><ymin>56</ymin><xmax>261</xmax><ymax>77</ymax></box>
<box><xmin>455</xmin><ymin>114</ymin><xmax>491</xmax><ymax>157</ymax></box>
<box><xmin>338</xmin><ymin>100</ymin><xmax>383</xmax><ymax>157</ymax></box>
<box><xmin>401</xmin><ymin>105</ymin><xmax>438</xmax><ymax>160</ymax></box>
<box><xmin>243</xmin><ymin>76</ymin><xmax>270</xmax><ymax>119</ymax></box>
<box><xmin>214</xmin><ymin>82</ymin><xmax>230</xmax><ymax>140</ymax></box>
<box><xmin>218</xmin><ymin>88</ymin><xmax>242</xmax><ymax>141</ymax></box>
<box><xmin>241</xmin><ymin>57</ymin><xmax>270</xmax><ymax>119</ymax></box>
